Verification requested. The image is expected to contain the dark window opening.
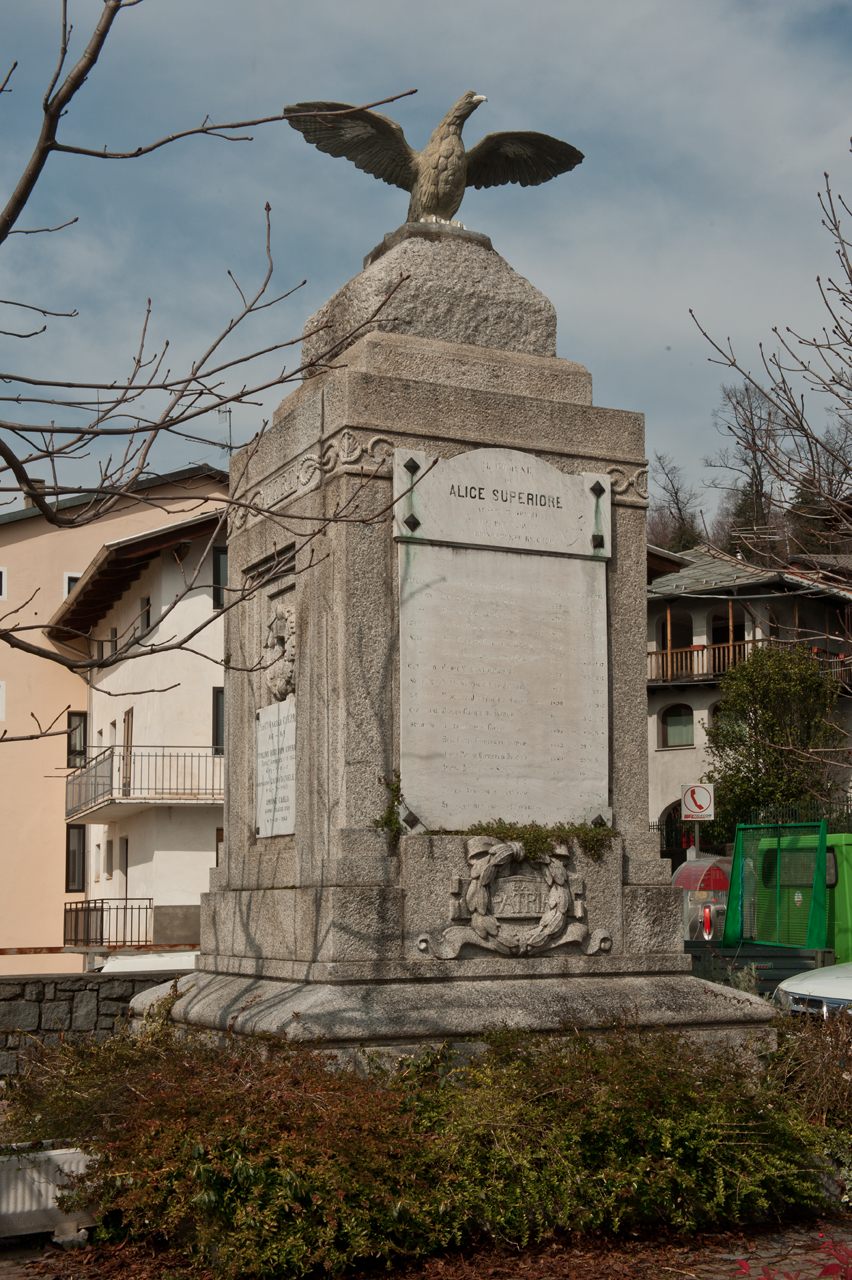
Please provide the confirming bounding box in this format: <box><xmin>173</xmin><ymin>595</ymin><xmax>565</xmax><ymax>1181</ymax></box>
<box><xmin>216</xmin><ymin>827</ymin><xmax>224</xmax><ymax>868</ymax></box>
<box><xmin>65</xmin><ymin>825</ymin><xmax>86</xmax><ymax>893</ymax></box>
<box><xmin>711</xmin><ymin>611</ymin><xmax>746</xmax><ymax>646</ymax></box>
<box><xmin>660</xmin><ymin>612</ymin><xmax>693</xmax><ymax>650</ymax></box>
<box><xmin>661</xmin><ymin>704</ymin><xmax>694</xmax><ymax>748</ymax></box>
<box><xmin>213</xmin><ymin>547</ymin><xmax>228</xmax><ymax>610</ymax></box>
<box><xmin>140</xmin><ymin>596</ymin><xmax>151</xmax><ymax>631</ymax></box>
<box><xmin>66</xmin><ymin>712</ymin><xmax>87</xmax><ymax>768</ymax></box>
<box><xmin>213</xmin><ymin>687</ymin><xmax>225</xmax><ymax>756</ymax></box>
<box><xmin>109</xmin><ymin>627</ymin><xmax>118</xmax><ymax>655</ymax></box>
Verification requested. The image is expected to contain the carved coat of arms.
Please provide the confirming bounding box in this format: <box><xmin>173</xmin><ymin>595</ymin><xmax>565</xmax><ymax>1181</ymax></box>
<box><xmin>418</xmin><ymin>835</ymin><xmax>611</xmax><ymax>959</ymax></box>
<box><xmin>263</xmin><ymin>602</ymin><xmax>296</xmax><ymax>702</ymax></box>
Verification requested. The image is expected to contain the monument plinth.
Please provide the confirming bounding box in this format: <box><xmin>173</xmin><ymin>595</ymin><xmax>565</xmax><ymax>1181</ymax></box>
<box><xmin>134</xmin><ymin>226</ymin><xmax>772</xmax><ymax>1049</ymax></box>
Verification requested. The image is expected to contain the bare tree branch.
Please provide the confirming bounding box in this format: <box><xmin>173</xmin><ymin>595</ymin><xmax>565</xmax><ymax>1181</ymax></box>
<box><xmin>8</xmin><ymin>216</ymin><xmax>78</xmax><ymax>236</ymax></box>
<box><xmin>0</xmin><ymin>2</ymin><xmax>423</xmax><ymax>743</ymax></box>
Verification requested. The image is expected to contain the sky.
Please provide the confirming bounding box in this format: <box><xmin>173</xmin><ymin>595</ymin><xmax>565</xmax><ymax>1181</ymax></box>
<box><xmin>2</xmin><ymin>0</ymin><xmax>852</xmax><ymax>514</ymax></box>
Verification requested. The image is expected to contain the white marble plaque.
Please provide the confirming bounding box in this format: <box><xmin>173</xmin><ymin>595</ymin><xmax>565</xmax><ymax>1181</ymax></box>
<box><xmin>397</xmin><ymin>446</ymin><xmax>610</xmax><ymax>831</ymax></box>
<box><xmin>255</xmin><ymin>697</ymin><xmax>296</xmax><ymax>837</ymax></box>
<box><xmin>399</xmin><ymin>543</ymin><xmax>609</xmax><ymax>829</ymax></box>
<box><xmin>394</xmin><ymin>448</ymin><xmax>611</xmax><ymax>559</ymax></box>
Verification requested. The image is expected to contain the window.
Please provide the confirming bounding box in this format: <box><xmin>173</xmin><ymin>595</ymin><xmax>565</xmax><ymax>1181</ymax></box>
<box><xmin>105</xmin><ymin>839</ymin><xmax>114</xmax><ymax>880</ymax></box>
<box><xmin>216</xmin><ymin>827</ymin><xmax>224</xmax><ymax>868</ymax></box>
<box><xmin>661</xmin><ymin>704</ymin><xmax>694</xmax><ymax>748</ymax></box>
<box><xmin>213</xmin><ymin>547</ymin><xmax>228</xmax><ymax>610</ymax></box>
<box><xmin>65</xmin><ymin>826</ymin><xmax>86</xmax><ymax>893</ymax></box>
<box><xmin>121</xmin><ymin>708</ymin><xmax>133</xmax><ymax>796</ymax></box>
<box><xmin>63</xmin><ymin>572</ymin><xmax>81</xmax><ymax>598</ymax></box>
<box><xmin>66</xmin><ymin>712</ymin><xmax>87</xmax><ymax>768</ymax></box>
<box><xmin>213</xmin><ymin>687</ymin><xmax>225</xmax><ymax>756</ymax></box>
<box><xmin>659</xmin><ymin>610</ymin><xmax>693</xmax><ymax>650</ymax></box>
<box><xmin>0</xmin><ymin>567</ymin><xmax>6</xmax><ymax>600</ymax></box>
<box><xmin>109</xmin><ymin>627</ymin><xmax>118</xmax><ymax>655</ymax></box>
<box><xmin>140</xmin><ymin>597</ymin><xmax>151</xmax><ymax>631</ymax></box>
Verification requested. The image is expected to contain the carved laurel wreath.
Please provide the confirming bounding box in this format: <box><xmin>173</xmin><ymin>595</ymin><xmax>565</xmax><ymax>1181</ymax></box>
<box><xmin>466</xmin><ymin>835</ymin><xmax>577</xmax><ymax>956</ymax></box>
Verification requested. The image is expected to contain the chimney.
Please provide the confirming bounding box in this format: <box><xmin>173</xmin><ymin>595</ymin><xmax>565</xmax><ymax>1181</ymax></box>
<box><xmin>23</xmin><ymin>478</ymin><xmax>46</xmax><ymax>509</ymax></box>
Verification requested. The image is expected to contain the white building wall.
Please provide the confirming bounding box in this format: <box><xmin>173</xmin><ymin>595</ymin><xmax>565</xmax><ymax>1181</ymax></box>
<box><xmin>88</xmin><ymin>539</ymin><xmax>223</xmax><ymax>754</ymax></box>
<box><xmin>647</xmin><ymin>590</ymin><xmax>852</xmax><ymax>823</ymax></box>
<box><xmin>84</xmin><ymin>535</ymin><xmax>224</xmax><ymax>904</ymax></box>
<box><xmin>648</xmin><ymin>685</ymin><xmax>718</xmax><ymax>824</ymax></box>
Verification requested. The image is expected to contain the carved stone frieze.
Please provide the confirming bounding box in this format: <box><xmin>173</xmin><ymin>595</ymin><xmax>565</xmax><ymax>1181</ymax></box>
<box><xmin>231</xmin><ymin>431</ymin><xmax>395</xmax><ymax>532</ymax></box>
<box><xmin>606</xmin><ymin>464</ymin><xmax>649</xmax><ymax>506</ymax></box>
<box><xmin>418</xmin><ymin>836</ymin><xmax>612</xmax><ymax>959</ymax></box>
<box><xmin>263</xmin><ymin>601</ymin><xmax>296</xmax><ymax>702</ymax></box>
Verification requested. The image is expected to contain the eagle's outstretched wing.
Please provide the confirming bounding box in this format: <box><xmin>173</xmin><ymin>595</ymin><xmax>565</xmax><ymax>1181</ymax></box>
<box><xmin>284</xmin><ymin>102</ymin><xmax>418</xmax><ymax>192</ymax></box>
<box><xmin>465</xmin><ymin>131</ymin><xmax>583</xmax><ymax>190</ymax></box>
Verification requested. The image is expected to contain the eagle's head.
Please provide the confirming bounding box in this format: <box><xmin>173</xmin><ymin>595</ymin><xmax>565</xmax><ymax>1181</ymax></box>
<box><xmin>446</xmin><ymin>91</ymin><xmax>488</xmax><ymax>126</ymax></box>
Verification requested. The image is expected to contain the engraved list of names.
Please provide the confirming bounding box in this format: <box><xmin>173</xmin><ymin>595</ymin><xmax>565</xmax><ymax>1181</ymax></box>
<box><xmin>255</xmin><ymin>697</ymin><xmax>296</xmax><ymax>837</ymax></box>
<box><xmin>396</xmin><ymin>449</ymin><xmax>610</xmax><ymax>830</ymax></box>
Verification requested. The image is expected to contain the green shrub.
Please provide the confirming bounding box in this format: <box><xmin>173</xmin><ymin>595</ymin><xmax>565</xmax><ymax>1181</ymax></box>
<box><xmin>4</xmin><ymin>1014</ymin><xmax>829</xmax><ymax>1278</ymax></box>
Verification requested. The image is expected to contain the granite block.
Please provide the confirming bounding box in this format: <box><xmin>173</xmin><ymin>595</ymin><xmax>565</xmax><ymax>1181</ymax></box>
<box><xmin>97</xmin><ymin>980</ymin><xmax>134</xmax><ymax>1001</ymax></box>
<box><xmin>0</xmin><ymin>1002</ymin><xmax>39</xmax><ymax>1032</ymax></box>
<box><xmin>72</xmin><ymin>990</ymin><xmax>98</xmax><ymax>1031</ymax></box>
<box><xmin>624</xmin><ymin>886</ymin><xmax>683</xmax><ymax>954</ymax></box>
<box><xmin>40</xmin><ymin>1001</ymin><xmax>71</xmax><ymax>1031</ymax></box>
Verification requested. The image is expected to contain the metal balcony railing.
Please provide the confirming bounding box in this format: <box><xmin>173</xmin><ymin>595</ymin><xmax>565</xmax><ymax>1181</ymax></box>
<box><xmin>65</xmin><ymin>746</ymin><xmax>224</xmax><ymax>819</ymax></box>
<box><xmin>647</xmin><ymin>638</ymin><xmax>852</xmax><ymax>685</ymax></box>
<box><xmin>63</xmin><ymin>898</ymin><xmax>152</xmax><ymax>948</ymax></box>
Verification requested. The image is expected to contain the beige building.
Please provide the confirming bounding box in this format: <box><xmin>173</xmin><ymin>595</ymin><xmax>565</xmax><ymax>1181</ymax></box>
<box><xmin>55</xmin><ymin>512</ymin><xmax>226</xmax><ymax>965</ymax></box>
<box><xmin>0</xmin><ymin>468</ymin><xmax>227</xmax><ymax>974</ymax></box>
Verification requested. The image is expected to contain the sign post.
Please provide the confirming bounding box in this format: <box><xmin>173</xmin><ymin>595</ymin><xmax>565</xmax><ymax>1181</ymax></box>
<box><xmin>681</xmin><ymin>784</ymin><xmax>715</xmax><ymax>858</ymax></box>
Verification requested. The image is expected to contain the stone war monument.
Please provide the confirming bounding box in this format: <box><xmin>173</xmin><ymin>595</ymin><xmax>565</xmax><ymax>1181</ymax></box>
<box><xmin>134</xmin><ymin>111</ymin><xmax>773</xmax><ymax>1045</ymax></box>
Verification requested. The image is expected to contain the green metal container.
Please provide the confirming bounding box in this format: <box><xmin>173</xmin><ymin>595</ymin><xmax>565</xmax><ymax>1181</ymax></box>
<box><xmin>722</xmin><ymin>822</ymin><xmax>828</xmax><ymax>952</ymax></box>
<box><xmin>826</xmin><ymin>833</ymin><xmax>852</xmax><ymax>964</ymax></box>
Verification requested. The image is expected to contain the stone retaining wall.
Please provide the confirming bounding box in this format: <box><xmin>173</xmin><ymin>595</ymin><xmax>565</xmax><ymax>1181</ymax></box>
<box><xmin>0</xmin><ymin>971</ymin><xmax>186</xmax><ymax>1075</ymax></box>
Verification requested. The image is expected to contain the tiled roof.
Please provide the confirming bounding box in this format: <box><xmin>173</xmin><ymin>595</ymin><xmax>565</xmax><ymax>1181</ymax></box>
<box><xmin>648</xmin><ymin>544</ymin><xmax>852</xmax><ymax>604</ymax></box>
<box><xmin>648</xmin><ymin>545</ymin><xmax>782</xmax><ymax>596</ymax></box>
<box><xmin>0</xmin><ymin>465</ymin><xmax>228</xmax><ymax>527</ymax></box>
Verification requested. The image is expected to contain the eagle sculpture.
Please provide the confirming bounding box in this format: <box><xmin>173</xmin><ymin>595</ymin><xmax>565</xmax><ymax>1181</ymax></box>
<box><xmin>285</xmin><ymin>91</ymin><xmax>584</xmax><ymax>225</ymax></box>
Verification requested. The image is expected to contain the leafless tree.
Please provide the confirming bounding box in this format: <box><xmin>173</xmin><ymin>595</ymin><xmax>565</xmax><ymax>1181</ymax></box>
<box><xmin>692</xmin><ymin>143</ymin><xmax>852</xmax><ymax>576</ymax></box>
<box><xmin>701</xmin><ymin>383</ymin><xmax>788</xmax><ymax>562</ymax></box>
<box><xmin>647</xmin><ymin>451</ymin><xmax>702</xmax><ymax>552</ymax></box>
<box><xmin>0</xmin><ymin>0</ymin><xmax>418</xmax><ymax>707</ymax></box>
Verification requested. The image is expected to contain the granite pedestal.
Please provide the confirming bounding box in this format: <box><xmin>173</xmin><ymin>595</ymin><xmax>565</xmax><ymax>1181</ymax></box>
<box><xmin>133</xmin><ymin>225</ymin><xmax>773</xmax><ymax>1050</ymax></box>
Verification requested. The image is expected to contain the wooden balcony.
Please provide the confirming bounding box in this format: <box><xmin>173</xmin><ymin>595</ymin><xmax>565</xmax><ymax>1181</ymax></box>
<box><xmin>648</xmin><ymin>638</ymin><xmax>852</xmax><ymax>684</ymax></box>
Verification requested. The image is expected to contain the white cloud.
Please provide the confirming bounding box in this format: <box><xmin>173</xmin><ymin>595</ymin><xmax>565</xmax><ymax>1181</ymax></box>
<box><xmin>2</xmin><ymin>0</ymin><xmax>852</xmax><ymax>501</ymax></box>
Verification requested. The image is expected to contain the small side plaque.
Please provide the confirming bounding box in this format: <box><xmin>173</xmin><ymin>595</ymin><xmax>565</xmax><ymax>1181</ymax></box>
<box><xmin>255</xmin><ymin>697</ymin><xmax>296</xmax><ymax>837</ymax></box>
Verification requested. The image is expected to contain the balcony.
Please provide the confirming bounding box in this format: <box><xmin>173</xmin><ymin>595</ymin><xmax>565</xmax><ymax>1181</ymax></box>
<box><xmin>64</xmin><ymin>898</ymin><xmax>152</xmax><ymax>948</ymax></box>
<box><xmin>648</xmin><ymin>637</ymin><xmax>852</xmax><ymax>685</ymax></box>
<box><xmin>66</xmin><ymin>746</ymin><xmax>224</xmax><ymax>821</ymax></box>
<box><xmin>63</xmin><ymin>899</ymin><xmax>201</xmax><ymax>952</ymax></box>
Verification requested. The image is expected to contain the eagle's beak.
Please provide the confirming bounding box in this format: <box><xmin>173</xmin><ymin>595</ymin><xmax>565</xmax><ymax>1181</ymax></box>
<box><xmin>472</xmin><ymin>95</ymin><xmax>487</xmax><ymax>103</ymax></box>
